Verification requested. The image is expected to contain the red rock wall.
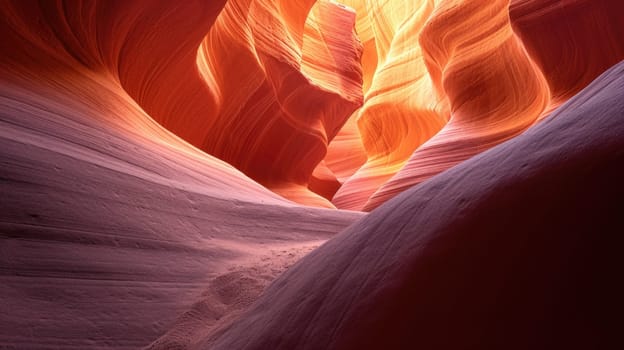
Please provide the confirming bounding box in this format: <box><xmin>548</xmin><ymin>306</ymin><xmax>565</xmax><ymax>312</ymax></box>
<box><xmin>363</xmin><ymin>0</ymin><xmax>551</xmax><ymax>210</ymax></box>
<box><xmin>331</xmin><ymin>0</ymin><xmax>449</xmax><ymax>210</ymax></box>
<box><xmin>2</xmin><ymin>0</ymin><xmax>622</xmax><ymax>211</ymax></box>
<box><xmin>196</xmin><ymin>0</ymin><xmax>363</xmax><ymax>207</ymax></box>
<box><xmin>510</xmin><ymin>0</ymin><xmax>624</xmax><ymax>112</ymax></box>
<box><xmin>1</xmin><ymin>0</ymin><xmax>364</xmax><ymax>208</ymax></box>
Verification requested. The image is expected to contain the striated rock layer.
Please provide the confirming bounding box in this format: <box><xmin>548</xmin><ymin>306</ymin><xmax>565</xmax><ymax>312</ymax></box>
<box><xmin>2</xmin><ymin>0</ymin><xmax>623</xmax><ymax>349</ymax></box>
<box><xmin>0</xmin><ymin>1</ymin><xmax>363</xmax><ymax>349</ymax></box>
<box><xmin>362</xmin><ymin>0</ymin><xmax>550</xmax><ymax>211</ymax></box>
<box><xmin>3</xmin><ymin>0</ymin><xmax>621</xmax><ymax>211</ymax></box>
<box><xmin>196</xmin><ymin>0</ymin><xmax>363</xmax><ymax>207</ymax></box>
<box><xmin>331</xmin><ymin>0</ymin><xmax>448</xmax><ymax>210</ymax></box>
<box><xmin>1</xmin><ymin>0</ymin><xmax>365</xmax><ymax>209</ymax></box>
<box><xmin>510</xmin><ymin>0</ymin><xmax>624</xmax><ymax>114</ymax></box>
<box><xmin>353</xmin><ymin>0</ymin><xmax>624</xmax><ymax>210</ymax></box>
<box><xmin>204</xmin><ymin>60</ymin><xmax>624</xmax><ymax>350</ymax></box>
<box><xmin>320</xmin><ymin>0</ymin><xmax>373</xmax><ymax>186</ymax></box>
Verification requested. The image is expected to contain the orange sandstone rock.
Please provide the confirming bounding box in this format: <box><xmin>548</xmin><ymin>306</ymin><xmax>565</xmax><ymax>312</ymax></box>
<box><xmin>197</xmin><ymin>0</ymin><xmax>363</xmax><ymax>207</ymax></box>
<box><xmin>364</xmin><ymin>0</ymin><xmax>550</xmax><ymax>211</ymax></box>
<box><xmin>332</xmin><ymin>0</ymin><xmax>448</xmax><ymax>210</ymax></box>
<box><xmin>510</xmin><ymin>0</ymin><xmax>624</xmax><ymax>115</ymax></box>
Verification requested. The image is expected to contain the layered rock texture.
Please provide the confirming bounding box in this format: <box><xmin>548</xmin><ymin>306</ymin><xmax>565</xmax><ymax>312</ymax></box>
<box><xmin>331</xmin><ymin>0</ymin><xmax>449</xmax><ymax>210</ymax></box>
<box><xmin>361</xmin><ymin>0</ymin><xmax>551</xmax><ymax>210</ymax></box>
<box><xmin>1</xmin><ymin>0</ymin><xmax>623</xmax><ymax>349</ymax></box>
<box><xmin>510</xmin><ymin>0</ymin><xmax>624</xmax><ymax>112</ymax></box>
<box><xmin>206</xmin><ymin>61</ymin><xmax>624</xmax><ymax>350</ymax></box>
<box><xmin>331</xmin><ymin>0</ymin><xmax>623</xmax><ymax>210</ymax></box>
<box><xmin>196</xmin><ymin>0</ymin><xmax>363</xmax><ymax>207</ymax></box>
<box><xmin>0</xmin><ymin>1</ymin><xmax>362</xmax><ymax>347</ymax></box>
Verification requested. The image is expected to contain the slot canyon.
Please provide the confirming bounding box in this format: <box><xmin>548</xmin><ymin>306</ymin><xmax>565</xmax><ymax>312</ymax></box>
<box><xmin>1</xmin><ymin>0</ymin><xmax>623</xmax><ymax>349</ymax></box>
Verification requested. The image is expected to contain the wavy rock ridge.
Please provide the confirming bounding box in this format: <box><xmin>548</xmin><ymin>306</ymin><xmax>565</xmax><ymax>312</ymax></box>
<box><xmin>206</xmin><ymin>59</ymin><xmax>624</xmax><ymax>350</ymax></box>
<box><xmin>1</xmin><ymin>1</ymin><xmax>362</xmax><ymax>348</ymax></box>
<box><xmin>1</xmin><ymin>0</ymin><xmax>623</xmax><ymax>349</ymax></box>
<box><xmin>196</xmin><ymin>0</ymin><xmax>363</xmax><ymax>207</ymax></box>
<box><xmin>331</xmin><ymin>0</ymin><xmax>448</xmax><ymax>210</ymax></box>
<box><xmin>4</xmin><ymin>0</ymin><xmax>621</xmax><ymax>210</ymax></box>
<box><xmin>362</xmin><ymin>0</ymin><xmax>551</xmax><ymax>210</ymax></box>
<box><xmin>323</xmin><ymin>0</ymin><xmax>623</xmax><ymax>210</ymax></box>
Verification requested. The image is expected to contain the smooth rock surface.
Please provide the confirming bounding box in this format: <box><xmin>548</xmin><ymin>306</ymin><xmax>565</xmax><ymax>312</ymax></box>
<box><xmin>205</xmin><ymin>61</ymin><xmax>624</xmax><ymax>350</ymax></box>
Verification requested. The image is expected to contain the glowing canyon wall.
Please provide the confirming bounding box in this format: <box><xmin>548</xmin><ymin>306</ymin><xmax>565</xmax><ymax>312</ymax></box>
<box><xmin>330</xmin><ymin>0</ymin><xmax>624</xmax><ymax>210</ymax></box>
<box><xmin>195</xmin><ymin>0</ymin><xmax>363</xmax><ymax>208</ymax></box>
<box><xmin>331</xmin><ymin>0</ymin><xmax>449</xmax><ymax>210</ymax></box>
<box><xmin>362</xmin><ymin>0</ymin><xmax>552</xmax><ymax>210</ymax></box>
<box><xmin>3</xmin><ymin>0</ymin><xmax>621</xmax><ymax>210</ymax></box>
<box><xmin>0</xmin><ymin>1</ymin><xmax>362</xmax><ymax>347</ymax></box>
<box><xmin>2</xmin><ymin>0</ymin><xmax>623</xmax><ymax>349</ymax></box>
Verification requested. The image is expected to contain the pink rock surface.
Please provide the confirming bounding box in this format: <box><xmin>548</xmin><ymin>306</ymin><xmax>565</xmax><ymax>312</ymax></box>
<box><xmin>1</xmin><ymin>1</ymin><xmax>623</xmax><ymax>349</ymax></box>
<box><xmin>0</xmin><ymin>64</ymin><xmax>362</xmax><ymax>349</ymax></box>
<box><xmin>0</xmin><ymin>2</ymin><xmax>362</xmax><ymax>348</ymax></box>
<box><xmin>204</xmin><ymin>61</ymin><xmax>624</xmax><ymax>350</ymax></box>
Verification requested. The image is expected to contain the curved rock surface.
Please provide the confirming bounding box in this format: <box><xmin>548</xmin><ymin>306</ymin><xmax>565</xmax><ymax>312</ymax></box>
<box><xmin>2</xmin><ymin>0</ymin><xmax>623</xmax><ymax>349</ymax></box>
<box><xmin>320</xmin><ymin>0</ymin><xmax>375</xmax><ymax>185</ymax></box>
<box><xmin>361</xmin><ymin>0</ymin><xmax>624</xmax><ymax>210</ymax></box>
<box><xmin>196</xmin><ymin>0</ymin><xmax>363</xmax><ymax>207</ymax></box>
<box><xmin>331</xmin><ymin>0</ymin><xmax>448</xmax><ymax>210</ymax></box>
<box><xmin>510</xmin><ymin>0</ymin><xmax>624</xmax><ymax>113</ymax></box>
<box><xmin>322</xmin><ymin>115</ymin><xmax>368</xmax><ymax>184</ymax></box>
<box><xmin>363</xmin><ymin>0</ymin><xmax>550</xmax><ymax>211</ymax></box>
<box><xmin>1</xmin><ymin>0</ymin><xmax>364</xmax><ymax>208</ymax></box>
<box><xmin>204</xmin><ymin>60</ymin><xmax>624</xmax><ymax>350</ymax></box>
<box><xmin>0</xmin><ymin>2</ymin><xmax>362</xmax><ymax>348</ymax></box>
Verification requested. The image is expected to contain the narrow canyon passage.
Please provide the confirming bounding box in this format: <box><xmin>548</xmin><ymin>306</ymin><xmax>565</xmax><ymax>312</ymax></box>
<box><xmin>1</xmin><ymin>0</ymin><xmax>623</xmax><ymax>349</ymax></box>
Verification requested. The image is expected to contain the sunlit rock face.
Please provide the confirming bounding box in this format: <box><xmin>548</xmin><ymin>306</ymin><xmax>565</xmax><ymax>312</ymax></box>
<box><xmin>4</xmin><ymin>0</ymin><xmax>619</xmax><ymax>210</ymax></box>
<box><xmin>361</xmin><ymin>0</ymin><xmax>551</xmax><ymax>210</ymax></box>
<box><xmin>331</xmin><ymin>0</ymin><xmax>448</xmax><ymax>211</ymax></box>
<box><xmin>196</xmin><ymin>0</ymin><xmax>363</xmax><ymax>208</ymax></box>
<box><xmin>329</xmin><ymin>0</ymin><xmax>623</xmax><ymax>211</ymax></box>
<box><xmin>1</xmin><ymin>0</ymin><xmax>623</xmax><ymax>349</ymax></box>
<box><xmin>0</xmin><ymin>1</ymin><xmax>362</xmax><ymax>347</ymax></box>
<box><xmin>206</xmin><ymin>61</ymin><xmax>624</xmax><ymax>350</ymax></box>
